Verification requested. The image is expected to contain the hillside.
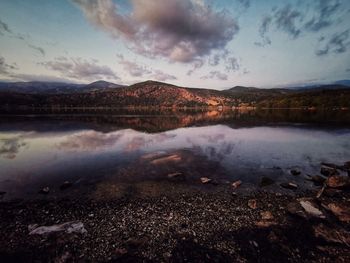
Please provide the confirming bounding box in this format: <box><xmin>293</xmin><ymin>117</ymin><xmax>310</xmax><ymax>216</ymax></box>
<box><xmin>0</xmin><ymin>80</ymin><xmax>349</xmax><ymax>110</ymax></box>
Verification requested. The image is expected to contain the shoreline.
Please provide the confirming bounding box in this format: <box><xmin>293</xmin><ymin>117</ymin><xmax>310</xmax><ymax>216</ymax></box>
<box><xmin>1</xmin><ymin>183</ymin><xmax>349</xmax><ymax>262</ymax></box>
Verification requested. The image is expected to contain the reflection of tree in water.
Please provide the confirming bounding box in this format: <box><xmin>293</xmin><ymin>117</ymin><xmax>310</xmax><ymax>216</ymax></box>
<box><xmin>0</xmin><ymin>137</ymin><xmax>27</xmax><ymax>159</ymax></box>
<box><xmin>0</xmin><ymin>109</ymin><xmax>349</xmax><ymax>134</ymax></box>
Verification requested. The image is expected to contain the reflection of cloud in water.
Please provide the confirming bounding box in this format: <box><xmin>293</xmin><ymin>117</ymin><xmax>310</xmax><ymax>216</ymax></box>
<box><xmin>124</xmin><ymin>133</ymin><xmax>176</xmax><ymax>152</ymax></box>
<box><xmin>0</xmin><ymin>137</ymin><xmax>27</xmax><ymax>159</ymax></box>
<box><xmin>57</xmin><ymin>131</ymin><xmax>123</xmax><ymax>151</ymax></box>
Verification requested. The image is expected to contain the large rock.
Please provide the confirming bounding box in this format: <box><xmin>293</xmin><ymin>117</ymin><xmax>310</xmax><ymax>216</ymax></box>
<box><xmin>326</xmin><ymin>176</ymin><xmax>350</xmax><ymax>188</ymax></box>
<box><xmin>327</xmin><ymin>203</ymin><xmax>350</xmax><ymax>223</ymax></box>
<box><xmin>287</xmin><ymin>199</ymin><xmax>325</xmax><ymax>219</ymax></box>
<box><xmin>313</xmin><ymin>224</ymin><xmax>350</xmax><ymax>246</ymax></box>
<box><xmin>280</xmin><ymin>182</ymin><xmax>298</xmax><ymax>190</ymax></box>
<box><xmin>29</xmin><ymin>221</ymin><xmax>87</xmax><ymax>236</ymax></box>
<box><xmin>321</xmin><ymin>166</ymin><xmax>339</xmax><ymax>177</ymax></box>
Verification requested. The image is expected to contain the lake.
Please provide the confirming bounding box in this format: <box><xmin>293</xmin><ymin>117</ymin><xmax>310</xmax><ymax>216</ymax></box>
<box><xmin>1</xmin><ymin>109</ymin><xmax>350</xmax><ymax>200</ymax></box>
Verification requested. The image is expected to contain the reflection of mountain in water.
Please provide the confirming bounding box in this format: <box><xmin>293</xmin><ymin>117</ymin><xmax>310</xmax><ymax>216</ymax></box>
<box><xmin>1</xmin><ymin>109</ymin><xmax>350</xmax><ymax>133</ymax></box>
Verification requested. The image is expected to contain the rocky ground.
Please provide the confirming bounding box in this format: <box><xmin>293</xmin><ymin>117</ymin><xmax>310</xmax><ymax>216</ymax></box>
<box><xmin>0</xmin><ymin>162</ymin><xmax>350</xmax><ymax>262</ymax></box>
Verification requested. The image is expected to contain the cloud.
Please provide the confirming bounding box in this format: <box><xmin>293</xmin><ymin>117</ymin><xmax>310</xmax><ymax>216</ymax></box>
<box><xmin>304</xmin><ymin>0</ymin><xmax>341</xmax><ymax>32</ymax></box>
<box><xmin>225</xmin><ymin>57</ymin><xmax>240</xmax><ymax>72</ymax></box>
<box><xmin>151</xmin><ymin>70</ymin><xmax>177</xmax><ymax>81</ymax></box>
<box><xmin>255</xmin><ymin>16</ymin><xmax>272</xmax><ymax>46</ymax></box>
<box><xmin>28</xmin><ymin>44</ymin><xmax>45</xmax><ymax>56</ymax></box>
<box><xmin>256</xmin><ymin>1</ymin><xmax>344</xmax><ymax>46</ymax></box>
<box><xmin>40</xmin><ymin>56</ymin><xmax>119</xmax><ymax>81</ymax></box>
<box><xmin>201</xmin><ymin>71</ymin><xmax>228</xmax><ymax>81</ymax></box>
<box><xmin>117</xmin><ymin>54</ymin><xmax>151</xmax><ymax>77</ymax></box>
<box><xmin>274</xmin><ymin>4</ymin><xmax>303</xmax><ymax>39</ymax></box>
<box><xmin>0</xmin><ymin>18</ymin><xmax>12</xmax><ymax>35</ymax></box>
<box><xmin>0</xmin><ymin>137</ymin><xmax>27</xmax><ymax>160</ymax></box>
<box><xmin>316</xmin><ymin>29</ymin><xmax>350</xmax><ymax>56</ymax></box>
<box><xmin>10</xmin><ymin>73</ymin><xmax>76</xmax><ymax>83</ymax></box>
<box><xmin>58</xmin><ymin>131</ymin><xmax>122</xmax><ymax>151</ymax></box>
<box><xmin>237</xmin><ymin>0</ymin><xmax>250</xmax><ymax>10</ymax></box>
<box><xmin>72</xmin><ymin>0</ymin><xmax>239</xmax><ymax>63</ymax></box>
<box><xmin>0</xmin><ymin>56</ymin><xmax>18</xmax><ymax>75</ymax></box>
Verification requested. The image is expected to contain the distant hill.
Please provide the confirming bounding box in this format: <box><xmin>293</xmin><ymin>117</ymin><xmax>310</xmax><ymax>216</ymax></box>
<box><xmin>0</xmin><ymin>80</ymin><xmax>349</xmax><ymax>110</ymax></box>
<box><xmin>0</xmin><ymin>80</ymin><xmax>123</xmax><ymax>94</ymax></box>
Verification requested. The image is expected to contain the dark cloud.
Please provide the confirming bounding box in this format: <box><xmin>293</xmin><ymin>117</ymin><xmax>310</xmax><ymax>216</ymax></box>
<box><xmin>274</xmin><ymin>4</ymin><xmax>303</xmax><ymax>39</ymax></box>
<box><xmin>255</xmin><ymin>16</ymin><xmax>272</xmax><ymax>46</ymax></box>
<box><xmin>225</xmin><ymin>57</ymin><xmax>240</xmax><ymax>72</ymax></box>
<box><xmin>346</xmin><ymin>68</ymin><xmax>350</xmax><ymax>72</ymax></box>
<box><xmin>40</xmin><ymin>56</ymin><xmax>119</xmax><ymax>81</ymax></box>
<box><xmin>116</xmin><ymin>54</ymin><xmax>151</xmax><ymax>77</ymax></box>
<box><xmin>316</xmin><ymin>29</ymin><xmax>350</xmax><ymax>56</ymax></box>
<box><xmin>237</xmin><ymin>0</ymin><xmax>250</xmax><ymax>10</ymax></box>
<box><xmin>72</xmin><ymin>0</ymin><xmax>239</xmax><ymax>63</ymax></box>
<box><xmin>256</xmin><ymin>0</ymin><xmax>344</xmax><ymax>46</ymax></box>
<box><xmin>28</xmin><ymin>44</ymin><xmax>45</xmax><ymax>56</ymax></box>
<box><xmin>304</xmin><ymin>0</ymin><xmax>341</xmax><ymax>32</ymax></box>
<box><xmin>151</xmin><ymin>70</ymin><xmax>177</xmax><ymax>82</ymax></box>
<box><xmin>201</xmin><ymin>71</ymin><xmax>228</xmax><ymax>81</ymax></box>
<box><xmin>0</xmin><ymin>18</ymin><xmax>12</xmax><ymax>35</ymax></box>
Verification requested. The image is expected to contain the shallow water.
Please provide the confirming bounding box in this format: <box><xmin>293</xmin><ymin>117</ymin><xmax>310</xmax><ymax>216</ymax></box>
<box><xmin>0</xmin><ymin>110</ymin><xmax>350</xmax><ymax>199</ymax></box>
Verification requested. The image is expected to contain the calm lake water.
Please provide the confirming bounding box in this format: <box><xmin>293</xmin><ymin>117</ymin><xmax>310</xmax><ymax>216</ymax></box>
<box><xmin>1</xmin><ymin>110</ymin><xmax>350</xmax><ymax>199</ymax></box>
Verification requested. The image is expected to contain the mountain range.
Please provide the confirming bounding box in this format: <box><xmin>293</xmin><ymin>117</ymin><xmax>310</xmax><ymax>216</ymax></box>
<box><xmin>0</xmin><ymin>79</ymin><xmax>349</xmax><ymax>110</ymax></box>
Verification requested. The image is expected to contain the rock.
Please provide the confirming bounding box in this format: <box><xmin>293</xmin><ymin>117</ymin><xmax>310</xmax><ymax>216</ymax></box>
<box><xmin>345</xmin><ymin>161</ymin><xmax>350</xmax><ymax>169</ymax></box>
<box><xmin>232</xmin><ymin>180</ymin><xmax>242</xmax><ymax>189</ymax></box>
<box><xmin>280</xmin><ymin>182</ymin><xmax>298</xmax><ymax>190</ymax></box>
<box><xmin>60</xmin><ymin>181</ymin><xmax>72</xmax><ymax>190</ymax></box>
<box><xmin>261</xmin><ymin>211</ymin><xmax>274</xmax><ymax>220</ymax></box>
<box><xmin>306</xmin><ymin>175</ymin><xmax>326</xmax><ymax>186</ymax></box>
<box><xmin>299</xmin><ymin>200</ymin><xmax>325</xmax><ymax>219</ymax></box>
<box><xmin>167</xmin><ymin>172</ymin><xmax>183</xmax><ymax>179</ymax></box>
<box><xmin>150</xmin><ymin>154</ymin><xmax>181</xmax><ymax>165</ymax></box>
<box><xmin>29</xmin><ymin>221</ymin><xmax>87</xmax><ymax>236</ymax></box>
<box><xmin>200</xmin><ymin>177</ymin><xmax>211</xmax><ymax>184</ymax></box>
<box><xmin>323</xmin><ymin>188</ymin><xmax>343</xmax><ymax>197</ymax></box>
<box><xmin>114</xmin><ymin>248</ymin><xmax>128</xmax><ymax>256</ymax></box>
<box><xmin>321</xmin><ymin>162</ymin><xmax>344</xmax><ymax>170</ymax></box>
<box><xmin>39</xmin><ymin>187</ymin><xmax>50</xmax><ymax>194</ymax></box>
<box><xmin>326</xmin><ymin>176</ymin><xmax>350</xmax><ymax>188</ymax></box>
<box><xmin>290</xmin><ymin>169</ymin><xmax>301</xmax><ymax>176</ymax></box>
<box><xmin>248</xmin><ymin>199</ymin><xmax>257</xmax><ymax>209</ymax></box>
<box><xmin>313</xmin><ymin>224</ymin><xmax>350</xmax><ymax>246</ymax></box>
<box><xmin>0</xmin><ymin>191</ymin><xmax>6</xmax><ymax>199</ymax></box>
<box><xmin>255</xmin><ymin>220</ymin><xmax>277</xmax><ymax>228</ymax></box>
<box><xmin>260</xmin><ymin>177</ymin><xmax>275</xmax><ymax>187</ymax></box>
<box><xmin>287</xmin><ymin>199</ymin><xmax>325</xmax><ymax>219</ymax></box>
<box><xmin>327</xmin><ymin>203</ymin><xmax>350</xmax><ymax>223</ymax></box>
<box><xmin>54</xmin><ymin>251</ymin><xmax>71</xmax><ymax>263</ymax></box>
<box><xmin>287</xmin><ymin>202</ymin><xmax>307</xmax><ymax>218</ymax></box>
<box><xmin>321</xmin><ymin>166</ymin><xmax>339</xmax><ymax>177</ymax></box>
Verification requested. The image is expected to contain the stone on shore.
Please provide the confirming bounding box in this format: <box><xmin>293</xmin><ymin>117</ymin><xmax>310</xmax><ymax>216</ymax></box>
<box><xmin>29</xmin><ymin>221</ymin><xmax>87</xmax><ymax>236</ymax></box>
<box><xmin>326</xmin><ymin>176</ymin><xmax>350</xmax><ymax>188</ymax></box>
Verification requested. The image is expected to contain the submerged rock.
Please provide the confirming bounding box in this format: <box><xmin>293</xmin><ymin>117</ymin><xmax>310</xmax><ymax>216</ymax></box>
<box><xmin>60</xmin><ymin>181</ymin><xmax>72</xmax><ymax>190</ymax></box>
<box><xmin>39</xmin><ymin>187</ymin><xmax>50</xmax><ymax>194</ymax></box>
<box><xmin>306</xmin><ymin>175</ymin><xmax>326</xmax><ymax>185</ymax></box>
<box><xmin>321</xmin><ymin>162</ymin><xmax>345</xmax><ymax>170</ymax></box>
<box><xmin>290</xmin><ymin>169</ymin><xmax>301</xmax><ymax>176</ymax></box>
<box><xmin>260</xmin><ymin>177</ymin><xmax>275</xmax><ymax>187</ymax></box>
<box><xmin>280</xmin><ymin>182</ymin><xmax>298</xmax><ymax>190</ymax></box>
<box><xmin>29</xmin><ymin>221</ymin><xmax>87</xmax><ymax>236</ymax></box>
<box><xmin>150</xmin><ymin>154</ymin><xmax>181</xmax><ymax>165</ymax></box>
<box><xmin>321</xmin><ymin>166</ymin><xmax>339</xmax><ymax>177</ymax></box>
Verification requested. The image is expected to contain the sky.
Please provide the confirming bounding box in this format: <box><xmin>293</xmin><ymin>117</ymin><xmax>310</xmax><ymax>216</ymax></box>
<box><xmin>0</xmin><ymin>0</ymin><xmax>350</xmax><ymax>89</ymax></box>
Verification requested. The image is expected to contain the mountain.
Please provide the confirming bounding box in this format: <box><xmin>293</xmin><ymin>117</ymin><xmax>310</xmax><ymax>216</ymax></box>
<box><xmin>0</xmin><ymin>80</ymin><xmax>350</xmax><ymax>110</ymax></box>
<box><xmin>0</xmin><ymin>80</ymin><xmax>123</xmax><ymax>94</ymax></box>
